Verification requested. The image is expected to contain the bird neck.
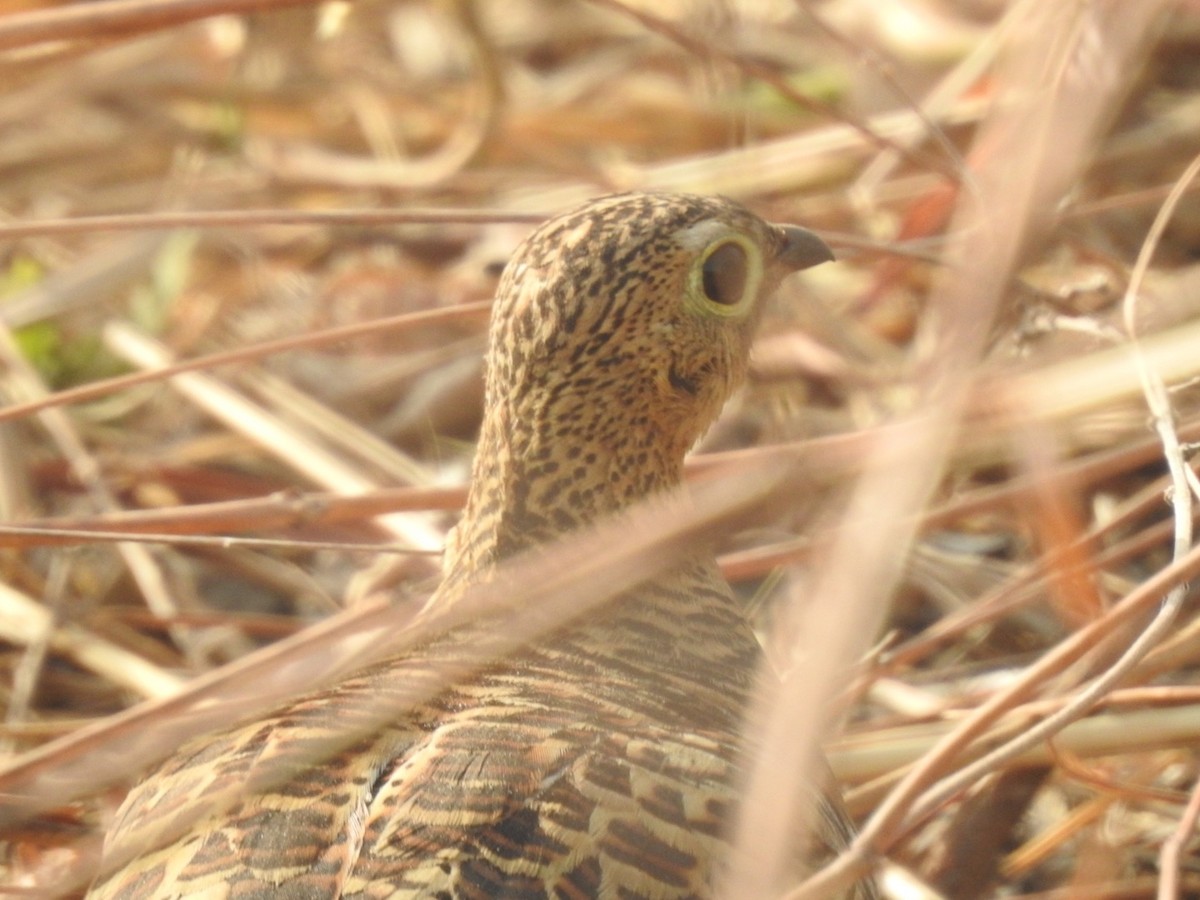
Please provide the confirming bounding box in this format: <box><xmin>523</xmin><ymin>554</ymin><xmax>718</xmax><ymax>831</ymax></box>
<box><xmin>436</xmin><ymin>399</ymin><xmax>761</xmax><ymax>734</ymax></box>
<box><xmin>443</xmin><ymin>398</ymin><xmax>688</xmax><ymax>579</ymax></box>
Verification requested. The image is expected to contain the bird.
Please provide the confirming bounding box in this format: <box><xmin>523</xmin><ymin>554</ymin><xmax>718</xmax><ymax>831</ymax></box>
<box><xmin>87</xmin><ymin>192</ymin><xmax>875</xmax><ymax>899</ymax></box>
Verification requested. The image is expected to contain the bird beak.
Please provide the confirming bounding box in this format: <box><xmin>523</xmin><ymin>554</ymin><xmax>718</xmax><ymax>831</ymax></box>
<box><xmin>775</xmin><ymin>225</ymin><xmax>834</xmax><ymax>272</ymax></box>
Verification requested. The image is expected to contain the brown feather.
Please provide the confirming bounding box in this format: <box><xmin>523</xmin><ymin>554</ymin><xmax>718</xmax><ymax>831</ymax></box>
<box><xmin>88</xmin><ymin>193</ymin><xmax>874</xmax><ymax>900</ymax></box>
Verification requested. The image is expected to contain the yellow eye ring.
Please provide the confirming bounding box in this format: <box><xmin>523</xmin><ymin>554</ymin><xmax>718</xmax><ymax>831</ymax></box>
<box><xmin>686</xmin><ymin>234</ymin><xmax>763</xmax><ymax>318</ymax></box>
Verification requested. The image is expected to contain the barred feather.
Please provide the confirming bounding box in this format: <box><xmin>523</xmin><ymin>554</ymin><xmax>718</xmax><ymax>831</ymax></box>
<box><xmin>89</xmin><ymin>193</ymin><xmax>875</xmax><ymax>900</ymax></box>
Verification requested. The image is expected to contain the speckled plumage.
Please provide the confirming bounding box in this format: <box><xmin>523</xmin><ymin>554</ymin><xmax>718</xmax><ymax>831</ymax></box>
<box><xmin>88</xmin><ymin>193</ymin><xmax>875</xmax><ymax>899</ymax></box>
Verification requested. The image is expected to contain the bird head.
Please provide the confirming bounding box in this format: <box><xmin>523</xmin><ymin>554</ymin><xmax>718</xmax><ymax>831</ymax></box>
<box><xmin>487</xmin><ymin>192</ymin><xmax>833</xmax><ymax>468</ymax></box>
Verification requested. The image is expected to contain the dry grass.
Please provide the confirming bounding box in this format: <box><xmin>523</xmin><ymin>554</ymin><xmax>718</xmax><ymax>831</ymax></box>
<box><xmin>1</xmin><ymin>0</ymin><xmax>1199</xmax><ymax>897</ymax></box>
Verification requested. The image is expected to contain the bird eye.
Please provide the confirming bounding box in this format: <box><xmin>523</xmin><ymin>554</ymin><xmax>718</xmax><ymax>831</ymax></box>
<box><xmin>701</xmin><ymin>240</ymin><xmax>749</xmax><ymax>306</ymax></box>
<box><xmin>683</xmin><ymin>231</ymin><xmax>762</xmax><ymax>319</ymax></box>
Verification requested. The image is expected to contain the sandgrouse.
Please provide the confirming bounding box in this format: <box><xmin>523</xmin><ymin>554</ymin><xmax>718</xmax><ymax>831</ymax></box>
<box><xmin>88</xmin><ymin>193</ymin><xmax>875</xmax><ymax>899</ymax></box>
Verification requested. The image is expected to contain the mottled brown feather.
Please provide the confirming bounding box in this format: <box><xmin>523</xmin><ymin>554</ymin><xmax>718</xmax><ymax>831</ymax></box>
<box><xmin>88</xmin><ymin>193</ymin><xmax>876</xmax><ymax>899</ymax></box>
